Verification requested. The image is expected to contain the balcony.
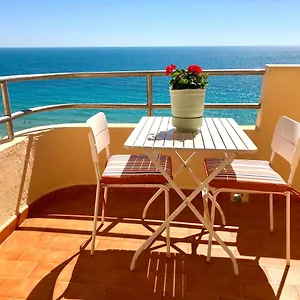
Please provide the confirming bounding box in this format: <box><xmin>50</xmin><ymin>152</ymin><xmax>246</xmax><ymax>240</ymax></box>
<box><xmin>1</xmin><ymin>187</ymin><xmax>300</xmax><ymax>299</ymax></box>
<box><xmin>1</xmin><ymin>64</ymin><xmax>300</xmax><ymax>299</ymax></box>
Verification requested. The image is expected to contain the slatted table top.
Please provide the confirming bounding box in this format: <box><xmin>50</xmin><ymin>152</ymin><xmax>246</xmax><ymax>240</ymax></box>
<box><xmin>124</xmin><ymin>116</ymin><xmax>257</xmax><ymax>153</ymax></box>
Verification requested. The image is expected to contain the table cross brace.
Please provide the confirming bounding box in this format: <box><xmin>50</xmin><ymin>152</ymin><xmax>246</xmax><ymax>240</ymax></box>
<box><xmin>130</xmin><ymin>149</ymin><xmax>239</xmax><ymax>275</ymax></box>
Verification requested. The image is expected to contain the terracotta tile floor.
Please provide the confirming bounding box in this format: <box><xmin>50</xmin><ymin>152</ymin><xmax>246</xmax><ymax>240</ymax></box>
<box><xmin>1</xmin><ymin>188</ymin><xmax>300</xmax><ymax>299</ymax></box>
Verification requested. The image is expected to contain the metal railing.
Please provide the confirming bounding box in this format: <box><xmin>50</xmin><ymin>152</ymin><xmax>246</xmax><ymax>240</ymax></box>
<box><xmin>0</xmin><ymin>69</ymin><xmax>265</xmax><ymax>141</ymax></box>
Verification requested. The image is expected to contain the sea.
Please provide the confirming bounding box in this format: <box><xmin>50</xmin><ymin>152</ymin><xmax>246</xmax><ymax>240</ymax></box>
<box><xmin>1</xmin><ymin>46</ymin><xmax>300</xmax><ymax>137</ymax></box>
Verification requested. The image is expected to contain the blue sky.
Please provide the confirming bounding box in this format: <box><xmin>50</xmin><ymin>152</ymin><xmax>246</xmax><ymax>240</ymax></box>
<box><xmin>1</xmin><ymin>0</ymin><xmax>300</xmax><ymax>47</ymax></box>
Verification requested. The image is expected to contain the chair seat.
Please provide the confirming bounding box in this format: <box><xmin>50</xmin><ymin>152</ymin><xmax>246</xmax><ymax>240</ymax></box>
<box><xmin>101</xmin><ymin>154</ymin><xmax>172</xmax><ymax>184</ymax></box>
<box><xmin>204</xmin><ymin>158</ymin><xmax>288</xmax><ymax>193</ymax></box>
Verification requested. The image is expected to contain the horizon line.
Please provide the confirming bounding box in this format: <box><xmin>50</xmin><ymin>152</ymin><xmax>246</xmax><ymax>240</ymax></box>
<box><xmin>1</xmin><ymin>45</ymin><xmax>300</xmax><ymax>49</ymax></box>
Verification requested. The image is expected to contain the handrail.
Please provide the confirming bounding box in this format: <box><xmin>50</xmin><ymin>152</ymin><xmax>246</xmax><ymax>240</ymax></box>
<box><xmin>0</xmin><ymin>102</ymin><xmax>261</xmax><ymax>124</ymax></box>
<box><xmin>0</xmin><ymin>69</ymin><xmax>265</xmax><ymax>83</ymax></box>
<box><xmin>0</xmin><ymin>68</ymin><xmax>265</xmax><ymax>140</ymax></box>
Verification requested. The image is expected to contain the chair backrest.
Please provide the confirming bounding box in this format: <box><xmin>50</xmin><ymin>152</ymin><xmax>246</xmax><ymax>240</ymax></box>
<box><xmin>86</xmin><ymin>112</ymin><xmax>110</xmax><ymax>164</ymax></box>
<box><xmin>271</xmin><ymin>116</ymin><xmax>300</xmax><ymax>185</ymax></box>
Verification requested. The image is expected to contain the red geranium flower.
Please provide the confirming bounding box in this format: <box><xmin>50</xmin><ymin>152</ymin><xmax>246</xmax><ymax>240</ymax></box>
<box><xmin>187</xmin><ymin>65</ymin><xmax>202</xmax><ymax>74</ymax></box>
<box><xmin>165</xmin><ymin>64</ymin><xmax>177</xmax><ymax>75</ymax></box>
<box><xmin>165</xmin><ymin>63</ymin><xmax>208</xmax><ymax>90</ymax></box>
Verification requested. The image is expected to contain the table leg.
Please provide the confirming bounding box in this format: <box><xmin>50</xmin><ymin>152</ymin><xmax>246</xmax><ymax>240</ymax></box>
<box><xmin>131</xmin><ymin>151</ymin><xmax>239</xmax><ymax>275</ymax></box>
<box><xmin>175</xmin><ymin>151</ymin><xmax>226</xmax><ymax>224</ymax></box>
<box><xmin>130</xmin><ymin>199</ymin><xmax>191</xmax><ymax>270</ymax></box>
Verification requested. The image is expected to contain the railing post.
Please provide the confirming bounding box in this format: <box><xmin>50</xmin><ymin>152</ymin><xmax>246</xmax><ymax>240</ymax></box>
<box><xmin>146</xmin><ymin>75</ymin><xmax>153</xmax><ymax>116</ymax></box>
<box><xmin>1</xmin><ymin>82</ymin><xmax>14</xmax><ymax>140</ymax></box>
<box><xmin>255</xmin><ymin>71</ymin><xmax>266</xmax><ymax>130</ymax></box>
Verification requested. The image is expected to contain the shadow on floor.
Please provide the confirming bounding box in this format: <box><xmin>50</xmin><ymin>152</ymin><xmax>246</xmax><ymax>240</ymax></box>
<box><xmin>26</xmin><ymin>248</ymin><xmax>283</xmax><ymax>300</ymax></box>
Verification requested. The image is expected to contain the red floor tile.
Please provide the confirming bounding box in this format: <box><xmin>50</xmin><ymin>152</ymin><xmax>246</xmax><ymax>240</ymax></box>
<box><xmin>0</xmin><ymin>260</ymin><xmax>36</xmax><ymax>278</ymax></box>
<box><xmin>240</xmin><ymin>280</ymin><xmax>277</xmax><ymax>300</ymax></box>
<box><xmin>103</xmin><ymin>286</ymin><xmax>161</xmax><ymax>300</ymax></box>
<box><xmin>19</xmin><ymin>217</ymin><xmax>49</xmax><ymax>228</ymax></box>
<box><xmin>216</xmin><ymin>277</ymin><xmax>242</xmax><ymax>299</ymax></box>
<box><xmin>0</xmin><ymin>245</ymin><xmax>27</xmax><ymax>261</ymax></box>
<box><xmin>4</xmin><ymin>230</ymin><xmax>56</xmax><ymax>248</ymax></box>
<box><xmin>51</xmin><ymin>235</ymin><xmax>89</xmax><ymax>250</ymax></box>
<box><xmin>28</xmin><ymin>262</ymin><xmax>82</xmax><ymax>283</ymax></box>
<box><xmin>271</xmin><ymin>284</ymin><xmax>300</xmax><ymax>300</ymax></box>
<box><xmin>186</xmin><ymin>276</ymin><xmax>219</xmax><ymax>296</ymax></box>
<box><xmin>0</xmin><ymin>278</ymin><xmax>54</xmax><ymax>299</ymax></box>
<box><xmin>19</xmin><ymin>247</ymin><xmax>71</xmax><ymax>263</ymax></box>
<box><xmin>265</xmin><ymin>265</ymin><xmax>300</xmax><ymax>285</ymax></box>
<box><xmin>215</xmin><ymin>260</ymin><xmax>269</xmax><ymax>282</ymax></box>
<box><xmin>28</xmin><ymin>262</ymin><xmax>61</xmax><ymax>280</ymax></box>
<box><xmin>46</xmin><ymin>281</ymin><xmax>105</xmax><ymax>300</ymax></box>
<box><xmin>218</xmin><ymin>297</ymin><xmax>243</xmax><ymax>300</ymax></box>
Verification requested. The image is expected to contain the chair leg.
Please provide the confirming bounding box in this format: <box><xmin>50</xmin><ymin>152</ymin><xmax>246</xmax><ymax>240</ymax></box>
<box><xmin>269</xmin><ymin>194</ymin><xmax>274</xmax><ymax>233</ymax></box>
<box><xmin>207</xmin><ymin>193</ymin><xmax>217</xmax><ymax>262</ymax></box>
<box><xmin>286</xmin><ymin>192</ymin><xmax>291</xmax><ymax>265</ymax></box>
<box><xmin>165</xmin><ymin>189</ymin><xmax>171</xmax><ymax>258</ymax></box>
<box><xmin>91</xmin><ymin>183</ymin><xmax>101</xmax><ymax>255</ymax></box>
<box><xmin>207</xmin><ymin>189</ymin><xmax>226</xmax><ymax>226</ymax></box>
<box><xmin>214</xmin><ymin>198</ymin><xmax>226</xmax><ymax>226</ymax></box>
<box><xmin>142</xmin><ymin>188</ymin><xmax>164</xmax><ymax>220</ymax></box>
<box><xmin>202</xmin><ymin>187</ymin><xmax>209</xmax><ymax>222</ymax></box>
<box><xmin>101</xmin><ymin>187</ymin><xmax>108</xmax><ymax>225</ymax></box>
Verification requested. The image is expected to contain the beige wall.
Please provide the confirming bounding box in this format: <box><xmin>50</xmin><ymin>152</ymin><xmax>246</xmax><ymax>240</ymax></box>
<box><xmin>1</xmin><ymin>64</ymin><xmax>300</xmax><ymax>227</ymax></box>
<box><xmin>255</xmin><ymin>65</ymin><xmax>300</xmax><ymax>184</ymax></box>
<box><xmin>19</xmin><ymin>124</ymin><xmax>258</xmax><ymax>204</ymax></box>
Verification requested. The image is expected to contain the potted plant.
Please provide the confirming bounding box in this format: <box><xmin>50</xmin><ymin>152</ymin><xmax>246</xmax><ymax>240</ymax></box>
<box><xmin>166</xmin><ymin>64</ymin><xmax>208</xmax><ymax>132</ymax></box>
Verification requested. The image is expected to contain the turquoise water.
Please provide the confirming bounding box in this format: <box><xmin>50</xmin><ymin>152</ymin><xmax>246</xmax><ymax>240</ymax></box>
<box><xmin>1</xmin><ymin>46</ymin><xmax>300</xmax><ymax>136</ymax></box>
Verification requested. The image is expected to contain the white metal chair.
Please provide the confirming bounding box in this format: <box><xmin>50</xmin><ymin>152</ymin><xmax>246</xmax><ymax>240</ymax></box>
<box><xmin>203</xmin><ymin>116</ymin><xmax>300</xmax><ymax>265</ymax></box>
<box><xmin>86</xmin><ymin>112</ymin><xmax>172</xmax><ymax>255</ymax></box>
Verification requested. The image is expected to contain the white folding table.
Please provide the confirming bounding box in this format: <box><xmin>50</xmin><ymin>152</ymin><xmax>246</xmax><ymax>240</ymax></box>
<box><xmin>124</xmin><ymin>116</ymin><xmax>257</xmax><ymax>275</ymax></box>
